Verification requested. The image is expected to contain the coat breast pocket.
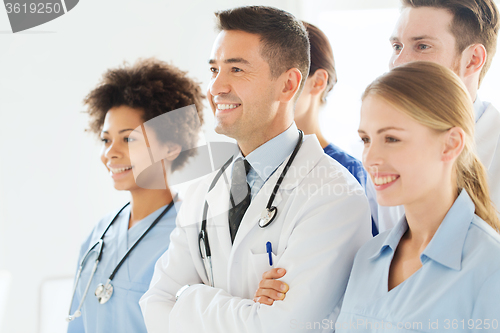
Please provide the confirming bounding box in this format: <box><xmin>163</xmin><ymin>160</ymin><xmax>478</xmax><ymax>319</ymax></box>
<box><xmin>247</xmin><ymin>249</ymin><xmax>281</xmax><ymax>294</ymax></box>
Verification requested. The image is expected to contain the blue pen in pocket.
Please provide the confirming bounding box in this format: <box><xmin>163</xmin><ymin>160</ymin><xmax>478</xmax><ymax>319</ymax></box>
<box><xmin>266</xmin><ymin>241</ymin><xmax>273</xmax><ymax>267</ymax></box>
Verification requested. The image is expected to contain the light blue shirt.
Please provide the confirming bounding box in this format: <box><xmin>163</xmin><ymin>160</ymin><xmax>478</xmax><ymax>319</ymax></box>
<box><xmin>336</xmin><ymin>190</ymin><xmax>500</xmax><ymax>332</ymax></box>
<box><xmin>232</xmin><ymin>122</ymin><xmax>299</xmax><ymax>199</ymax></box>
<box><xmin>67</xmin><ymin>204</ymin><xmax>177</xmax><ymax>333</ymax></box>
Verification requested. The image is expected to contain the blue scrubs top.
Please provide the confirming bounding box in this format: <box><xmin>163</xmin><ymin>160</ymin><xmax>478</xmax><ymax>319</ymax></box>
<box><xmin>323</xmin><ymin>143</ymin><xmax>378</xmax><ymax>236</ymax></box>
<box><xmin>336</xmin><ymin>190</ymin><xmax>500</xmax><ymax>332</ymax></box>
<box><xmin>323</xmin><ymin>143</ymin><xmax>366</xmax><ymax>187</ymax></box>
<box><xmin>67</xmin><ymin>203</ymin><xmax>177</xmax><ymax>333</ymax></box>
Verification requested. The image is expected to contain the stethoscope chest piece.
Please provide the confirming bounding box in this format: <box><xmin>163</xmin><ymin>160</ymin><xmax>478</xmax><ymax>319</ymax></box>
<box><xmin>95</xmin><ymin>281</ymin><xmax>113</xmax><ymax>304</ymax></box>
<box><xmin>258</xmin><ymin>206</ymin><xmax>277</xmax><ymax>228</ymax></box>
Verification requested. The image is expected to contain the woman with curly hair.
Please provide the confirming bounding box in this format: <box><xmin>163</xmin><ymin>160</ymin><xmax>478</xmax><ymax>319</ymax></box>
<box><xmin>67</xmin><ymin>58</ymin><xmax>204</xmax><ymax>333</ymax></box>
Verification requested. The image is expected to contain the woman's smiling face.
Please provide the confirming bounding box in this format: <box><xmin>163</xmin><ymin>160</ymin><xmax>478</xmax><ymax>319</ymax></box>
<box><xmin>100</xmin><ymin>105</ymin><xmax>146</xmax><ymax>192</ymax></box>
<box><xmin>359</xmin><ymin>94</ymin><xmax>447</xmax><ymax>207</ymax></box>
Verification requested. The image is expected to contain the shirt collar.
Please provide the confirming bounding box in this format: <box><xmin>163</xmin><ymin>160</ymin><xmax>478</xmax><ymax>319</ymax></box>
<box><xmin>369</xmin><ymin>214</ymin><xmax>408</xmax><ymax>261</ymax></box>
<box><xmin>369</xmin><ymin>190</ymin><xmax>475</xmax><ymax>271</ymax></box>
<box><xmin>473</xmin><ymin>95</ymin><xmax>488</xmax><ymax>122</ymax></box>
<box><xmin>420</xmin><ymin>189</ymin><xmax>475</xmax><ymax>270</ymax></box>
<box><xmin>242</xmin><ymin>122</ymin><xmax>299</xmax><ymax>183</ymax></box>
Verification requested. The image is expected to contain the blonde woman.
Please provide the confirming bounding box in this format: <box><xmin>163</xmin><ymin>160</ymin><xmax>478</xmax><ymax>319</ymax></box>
<box><xmin>335</xmin><ymin>62</ymin><xmax>500</xmax><ymax>332</ymax></box>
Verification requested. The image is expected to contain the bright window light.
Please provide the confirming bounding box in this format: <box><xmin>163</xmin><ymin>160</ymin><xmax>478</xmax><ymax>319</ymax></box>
<box><xmin>314</xmin><ymin>8</ymin><xmax>400</xmax><ymax>160</ymax></box>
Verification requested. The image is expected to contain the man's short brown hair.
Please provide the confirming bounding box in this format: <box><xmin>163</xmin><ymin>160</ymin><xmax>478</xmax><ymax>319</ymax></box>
<box><xmin>215</xmin><ymin>6</ymin><xmax>310</xmax><ymax>93</ymax></box>
<box><xmin>85</xmin><ymin>58</ymin><xmax>204</xmax><ymax>171</ymax></box>
<box><xmin>402</xmin><ymin>0</ymin><xmax>499</xmax><ymax>85</ymax></box>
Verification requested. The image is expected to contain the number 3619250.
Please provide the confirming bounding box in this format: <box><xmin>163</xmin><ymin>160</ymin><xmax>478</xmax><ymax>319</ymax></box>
<box><xmin>5</xmin><ymin>3</ymin><xmax>62</xmax><ymax>14</ymax></box>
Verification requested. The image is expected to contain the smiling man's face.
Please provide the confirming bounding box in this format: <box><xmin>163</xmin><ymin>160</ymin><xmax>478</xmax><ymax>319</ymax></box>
<box><xmin>207</xmin><ymin>30</ymin><xmax>282</xmax><ymax>146</ymax></box>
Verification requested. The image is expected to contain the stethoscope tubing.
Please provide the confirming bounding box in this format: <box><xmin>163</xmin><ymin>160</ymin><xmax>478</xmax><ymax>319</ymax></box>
<box><xmin>68</xmin><ymin>197</ymin><xmax>176</xmax><ymax>320</ymax></box>
<box><xmin>68</xmin><ymin>202</ymin><xmax>128</xmax><ymax>321</ymax></box>
<box><xmin>198</xmin><ymin>130</ymin><xmax>303</xmax><ymax>287</ymax></box>
<box><xmin>265</xmin><ymin>131</ymin><xmax>303</xmax><ymax>210</ymax></box>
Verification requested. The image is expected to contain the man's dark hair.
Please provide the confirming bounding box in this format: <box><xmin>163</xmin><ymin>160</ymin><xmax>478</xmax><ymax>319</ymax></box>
<box><xmin>402</xmin><ymin>0</ymin><xmax>499</xmax><ymax>85</ymax></box>
<box><xmin>84</xmin><ymin>58</ymin><xmax>204</xmax><ymax>171</ymax></box>
<box><xmin>215</xmin><ymin>6</ymin><xmax>310</xmax><ymax>93</ymax></box>
<box><xmin>303</xmin><ymin>21</ymin><xmax>337</xmax><ymax>104</ymax></box>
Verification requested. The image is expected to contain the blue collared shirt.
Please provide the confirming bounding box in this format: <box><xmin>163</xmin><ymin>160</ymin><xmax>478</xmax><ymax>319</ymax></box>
<box><xmin>232</xmin><ymin>122</ymin><xmax>299</xmax><ymax>199</ymax></box>
<box><xmin>336</xmin><ymin>190</ymin><xmax>500</xmax><ymax>332</ymax></box>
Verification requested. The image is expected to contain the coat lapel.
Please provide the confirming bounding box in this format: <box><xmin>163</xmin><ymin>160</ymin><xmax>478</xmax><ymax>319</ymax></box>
<box><xmin>229</xmin><ymin>135</ymin><xmax>324</xmax><ymax>263</ymax></box>
<box><xmin>204</xmin><ymin>163</ymin><xmax>233</xmax><ymax>264</ymax></box>
<box><xmin>475</xmin><ymin>104</ymin><xmax>500</xmax><ymax>169</ymax></box>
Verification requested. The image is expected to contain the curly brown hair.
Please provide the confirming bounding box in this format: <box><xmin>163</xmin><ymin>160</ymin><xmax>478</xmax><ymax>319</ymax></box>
<box><xmin>85</xmin><ymin>58</ymin><xmax>205</xmax><ymax>171</ymax></box>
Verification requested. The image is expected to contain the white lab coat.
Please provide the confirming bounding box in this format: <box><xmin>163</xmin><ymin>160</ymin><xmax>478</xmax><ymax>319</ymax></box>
<box><xmin>378</xmin><ymin>103</ymin><xmax>500</xmax><ymax>232</ymax></box>
<box><xmin>140</xmin><ymin>135</ymin><xmax>372</xmax><ymax>333</ymax></box>
<box><xmin>476</xmin><ymin>103</ymin><xmax>500</xmax><ymax>210</ymax></box>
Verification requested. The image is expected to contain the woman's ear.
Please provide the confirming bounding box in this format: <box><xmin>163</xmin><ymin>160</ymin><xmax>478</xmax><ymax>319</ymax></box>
<box><xmin>442</xmin><ymin>127</ymin><xmax>465</xmax><ymax>162</ymax></box>
<box><xmin>309</xmin><ymin>69</ymin><xmax>328</xmax><ymax>96</ymax></box>
<box><xmin>164</xmin><ymin>143</ymin><xmax>182</xmax><ymax>161</ymax></box>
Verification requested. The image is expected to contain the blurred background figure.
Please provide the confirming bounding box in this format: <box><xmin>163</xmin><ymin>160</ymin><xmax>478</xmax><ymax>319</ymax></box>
<box><xmin>295</xmin><ymin>21</ymin><xmax>378</xmax><ymax>235</ymax></box>
<box><xmin>67</xmin><ymin>58</ymin><xmax>204</xmax><ymax>333</ymax></box>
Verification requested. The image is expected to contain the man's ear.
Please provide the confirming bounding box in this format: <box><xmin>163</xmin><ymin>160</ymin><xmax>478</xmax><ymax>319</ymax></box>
<box><xmin>463</xmin><ymin>43</ymin><xmax>486</xmax><ymax>78</ymax></box>
<box><xmin>279</xmin><ymin>68</ymin><xmax>302</xmax><ymax>103</ymax></box>
<box><xmin>309</xmin><ymin>69</ymin><xmax>328</xmax><ymax>96</ymax></box>
<box><xmin>441</xmin><ymin>127</ymin><xmax>465</xmax><ymax>162</ymax></box>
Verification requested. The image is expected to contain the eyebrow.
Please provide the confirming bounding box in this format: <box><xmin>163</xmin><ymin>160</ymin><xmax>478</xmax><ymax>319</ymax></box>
<box><xmin>390</xmin><ymin>35</ymin><xmax>438</xmax><ymax>43</ymax></box>
<box><xmin>358</xmin><ymin>127</ymin><xmax>405</xmax><ymax>135</ymax></box>
<box><xmin>208</xmin><ymin>57</ymin><xmax>251</xmax><ymax>65</ymax></box>
<box><xmin>101</xmin><ymin>129</ymin><xmax>140</xmax><ymax>135</ymax></box>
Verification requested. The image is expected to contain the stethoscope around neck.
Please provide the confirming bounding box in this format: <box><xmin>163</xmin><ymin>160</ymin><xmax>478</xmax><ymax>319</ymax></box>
<box><xmin>67</xmin><ymin>197</ymin><xmax>176</xmax><ymax>322</ymax></box>
<box><xmin>198</xmin><ymin>130</ymin><xmax>303</xmax><ymax>287</ymax></box>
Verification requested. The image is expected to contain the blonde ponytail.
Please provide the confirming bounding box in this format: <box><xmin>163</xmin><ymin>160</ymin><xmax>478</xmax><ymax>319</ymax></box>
<box><xmin>363</xmin><ymin>61</ymin><xmax>500</xmax><ymax>232</ymax></box>
<box><xmin>457</xmin><ymin>152</ymin><xmax>500</xmax><ymax>231</ymax></box>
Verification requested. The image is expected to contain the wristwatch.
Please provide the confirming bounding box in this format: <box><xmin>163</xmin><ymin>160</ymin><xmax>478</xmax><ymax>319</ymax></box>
<box><xmin>175</xmin><ymin>284</ymin><xmax>190</xmax><ymax>302</ymax></box>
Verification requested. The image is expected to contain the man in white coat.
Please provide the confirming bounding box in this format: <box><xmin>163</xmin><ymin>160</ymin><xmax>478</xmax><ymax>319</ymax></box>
<box><xmin>377</xmin><ymin>0</ymin><xmax>500</xmax><ymax>232</ymax></box>
<box><xmin>140</xmin><ymin>6</ymin><xmax>372</xmax><ymax>333</ymax></box>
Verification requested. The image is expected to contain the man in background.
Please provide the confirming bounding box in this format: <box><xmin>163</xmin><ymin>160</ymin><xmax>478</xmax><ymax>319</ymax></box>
<box><xmin>377</xmin><ymin>0</ymin><xmax>500</xmax><ymax>231</ymax></box>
